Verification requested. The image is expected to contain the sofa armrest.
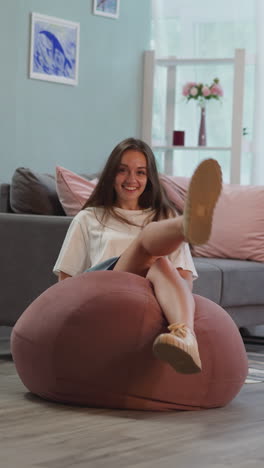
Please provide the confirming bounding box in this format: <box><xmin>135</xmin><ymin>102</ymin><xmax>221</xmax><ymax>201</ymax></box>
<box><xmin>0</xmin><ymin>184</ymin><xmax>12</xmax><ymax>213</ymax></box>
<box><xmin>0</xmin><ymin>213</ymin><xmax>72</xmax><ymax>326</ymax></box>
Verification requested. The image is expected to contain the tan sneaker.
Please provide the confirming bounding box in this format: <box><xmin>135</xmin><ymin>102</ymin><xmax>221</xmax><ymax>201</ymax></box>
<box><xmin>183</xmin><ymin>158</ymin><xmax>222</xmax><ymax>245</ymax></box>
<box><xmin>153</xmin><ymin>323</ymin><xmax>202</xmax><ymax>374</ymax></box>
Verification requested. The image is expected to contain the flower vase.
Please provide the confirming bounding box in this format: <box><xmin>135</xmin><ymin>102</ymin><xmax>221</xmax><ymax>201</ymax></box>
<box><xmin>198</xmin><ymin>106</ymin><xmax>206</xmax><ymax>146</ymax></box>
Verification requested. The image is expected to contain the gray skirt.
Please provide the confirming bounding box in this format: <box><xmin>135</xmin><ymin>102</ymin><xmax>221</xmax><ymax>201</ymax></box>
<box><xmin>85</xmin><ymin>256</ymin><xmax>119</xmax><ymax>272</ymax></box>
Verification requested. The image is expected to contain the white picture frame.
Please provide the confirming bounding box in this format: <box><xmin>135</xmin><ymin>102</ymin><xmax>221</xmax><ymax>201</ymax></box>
<box><xmin>93</xmin><ymin>0</ymin><xmax>120</xmax><ymax>19</ymax></box>
<box><xmin>29</xmin><ymin>12</ymin><xmax>80</xmax><ymax>86</ymax></box>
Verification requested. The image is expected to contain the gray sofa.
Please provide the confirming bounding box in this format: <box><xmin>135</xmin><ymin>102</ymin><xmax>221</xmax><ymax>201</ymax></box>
<box><xmin>1</xmin><ymin>178</ymin><xmax>264</xmax><ymax>332</ymax></box>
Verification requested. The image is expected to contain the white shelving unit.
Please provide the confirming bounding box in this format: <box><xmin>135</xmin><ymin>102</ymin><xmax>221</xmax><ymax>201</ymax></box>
<box><xmin>142</xmin><ymin>49</ymin><xmax>246</xmax><ymax>183</ymax></box>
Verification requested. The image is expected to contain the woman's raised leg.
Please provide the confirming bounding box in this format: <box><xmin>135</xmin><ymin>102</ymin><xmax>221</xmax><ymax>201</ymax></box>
<box><xmin>113</xmin><ymin>215</ymin><xmax>185</xmax><ymax>276</ymax></box>
<box><xmin>114</xmin><ymin>158</ymin><xmax>222</xmax><ymax>276</ymax></box>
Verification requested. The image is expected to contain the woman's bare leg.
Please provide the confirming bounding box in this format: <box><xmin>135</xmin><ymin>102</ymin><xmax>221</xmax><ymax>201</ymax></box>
<box><xmin>146</xmin><ymin>258</ymin><xmax>194</xmax><ymax>328</ymax></box>
<box><xmin>114</xmin><ymin>216</ymin><xmax>185</xmax><ymax>276</ymax></box>
<box><xmin>115</xmin><ymin>236</ymin><xmax>202</xmax><ymax>374</ymax></box>
<box><xmin>146</xmin><ymin>258</ymin><xmax>201</xmax><ymax>374</ymax></box>
<box><xmin>113</xmin><ymin>158</ymin><xmax>222</xmax><ymax>373</ymax></box>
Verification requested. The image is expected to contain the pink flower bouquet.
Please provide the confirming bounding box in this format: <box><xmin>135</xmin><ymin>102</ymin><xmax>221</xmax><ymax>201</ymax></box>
<box><xmin>182</xmin><ymin>78</ymin><xmax>223</xmax><ymax>105</ymax></box>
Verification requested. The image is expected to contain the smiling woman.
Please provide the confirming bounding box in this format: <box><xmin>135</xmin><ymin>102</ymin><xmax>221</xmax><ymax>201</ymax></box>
<box><xmin>114</xmin><ymin>150</ymin><xmax>148</xmax><ymax>210</ymax></box>
<box><xmin>53</xmin><ymin>137</ymin><xmax>222</xmax><ymax>375</ymax></box>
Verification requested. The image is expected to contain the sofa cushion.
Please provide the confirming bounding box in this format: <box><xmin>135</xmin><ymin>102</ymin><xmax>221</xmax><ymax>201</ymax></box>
<box><xmin>159</xmin><ymin>174</ymin><xmax>186</xmax><ymax>212</ymax></box>
<box><xmin>193</xmin><ymin>259</ymin><xmax>222</xmax><ymax>304</ymax></box>
<box><xmin>0</xmin><ymin>183</ymin><xmax>11</xmax><ymax>213</ymax></box>
<box><xmin>196</xmin><ymin>258</ymin><xmax>264</xmax><ymax>308</ymax></box>
<box><xmin>10</xmin><ymin>168</ymin><xmax>65</xmax><ymax>215</ymax></box>
<box><xmin>56</xmin><ymin>166</ymin><xmax>98</xmax><ymax>216</ymax></box>
<box><xmin>161</xmin><ymin>175</ymin><xmax>264</xmax><ymax>263</ymax></box>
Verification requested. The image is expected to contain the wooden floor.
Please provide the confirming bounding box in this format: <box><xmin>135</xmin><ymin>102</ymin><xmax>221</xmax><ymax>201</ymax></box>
<box><xmin>1</xmin><ymin>338</ymin><xmax>264</xmax><ymax>468</ymax></box>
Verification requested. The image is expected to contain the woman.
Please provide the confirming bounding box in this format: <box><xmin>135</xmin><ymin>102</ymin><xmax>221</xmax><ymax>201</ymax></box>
<box><xmin>53</xmin><ymin>138</ymin><xmax>222</xmax><ymax>374</ymax></box>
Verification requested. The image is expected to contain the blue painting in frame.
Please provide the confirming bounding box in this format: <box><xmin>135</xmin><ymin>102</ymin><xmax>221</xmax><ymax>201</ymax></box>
<box><xmin>29</xmin><ymin>13</ymin><xmax>80</xmax><ymax>86</ymax></box>
<box><xmin>93</xmin><ymin>0</ymin><xmax>120</xmax><ymax>19</ymax></box>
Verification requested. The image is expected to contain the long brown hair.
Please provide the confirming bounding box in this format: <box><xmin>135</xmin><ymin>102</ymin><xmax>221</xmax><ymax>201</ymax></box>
<box><xmin>82</xmin><ymin>138</ymin><xmax>176</xmax><ymax>224</ymax></box>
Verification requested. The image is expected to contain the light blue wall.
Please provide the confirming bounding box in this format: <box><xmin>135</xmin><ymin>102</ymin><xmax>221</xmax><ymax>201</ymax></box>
<box><xmin>0</xmin><ymin>0</ymin><xmax>151</xmax><ymax>182</ymax></box>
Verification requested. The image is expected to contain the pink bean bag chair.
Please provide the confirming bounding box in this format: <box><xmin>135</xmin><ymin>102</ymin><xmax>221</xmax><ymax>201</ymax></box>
<box><xmin>11</xmin><ymin>271</ymin><xmax>248</xmax><ymax>411</ymax></box>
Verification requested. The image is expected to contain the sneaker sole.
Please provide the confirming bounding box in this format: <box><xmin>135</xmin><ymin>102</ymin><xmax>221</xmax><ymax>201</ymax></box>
<box><xmin>184</xmin><ymin>158</ymin><xmax>222</xmax><ymax>245</ymax></box>
<box><xmin>153</xmin><ymin>340</ymin><xmax>202</xmax><ymax>374</ymax></box>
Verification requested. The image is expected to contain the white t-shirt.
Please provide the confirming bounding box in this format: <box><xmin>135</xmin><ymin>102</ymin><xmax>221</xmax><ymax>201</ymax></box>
<box><xmin>53</xmin><ymin>207</ymin><xmax>198</xmax><ymax>279</ymax></box>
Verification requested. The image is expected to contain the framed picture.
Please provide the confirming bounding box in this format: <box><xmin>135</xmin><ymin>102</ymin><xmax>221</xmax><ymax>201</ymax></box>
<box><xmin>29</xmin><ymin>13</ymin><xmax>80</xmax><ymax>86</ymax></box>
<box><xmin>93</xmin><ymin>0</ymin><xmax>120</xmax><ymax>19</ymax></box>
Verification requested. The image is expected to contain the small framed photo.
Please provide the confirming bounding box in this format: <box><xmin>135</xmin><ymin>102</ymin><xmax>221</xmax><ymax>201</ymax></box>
<box><xmin>93</xmin><ymin>0</ymin><xmax>120</xmax><ymax>19</ymax></box>
<box><xmin>29</xmin><ymin>13</ymin><xmax>80</xmax><ymax>86</ymax></box>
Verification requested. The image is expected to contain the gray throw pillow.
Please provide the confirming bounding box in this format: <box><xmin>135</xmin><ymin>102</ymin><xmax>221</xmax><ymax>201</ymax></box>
<box><xmin>10</xmin><ymin>167</ymin><xmax>65</xmax><ymax>215</ymax></box>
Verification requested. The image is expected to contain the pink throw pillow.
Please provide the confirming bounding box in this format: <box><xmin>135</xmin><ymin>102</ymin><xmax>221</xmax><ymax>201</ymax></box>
<box><xmin>193</xmin><ymin>183</ymin><xmax>264</xmax><ymax>262</ymax></box>
<box><xmin>161</xmin><ymin>175</ymin><xmax>264</xmax><ymax>263</ymax></box>
<box><xmin>56</xmin><ymin>166</ymin><xmax>98</xmax><ymax>216</ymax></box>
<box><xmin>159</xmin><ymin>174</ymin><xmax>188</xmax><ymax>213</ymax></box>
